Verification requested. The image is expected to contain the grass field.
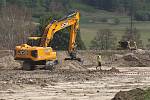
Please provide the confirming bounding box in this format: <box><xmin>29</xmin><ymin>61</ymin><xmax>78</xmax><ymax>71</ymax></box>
<box><xmin>80</xmin><ymin>10</ymin><xmax>150</xmax><ymax>48</ymax></box>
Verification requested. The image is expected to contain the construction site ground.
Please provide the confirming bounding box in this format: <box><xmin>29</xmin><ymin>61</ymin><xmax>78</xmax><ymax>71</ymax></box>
<box><xmin>0</xmin><ymin>50</ymin><xmax>150</xmax><ymax>100</ymax></box>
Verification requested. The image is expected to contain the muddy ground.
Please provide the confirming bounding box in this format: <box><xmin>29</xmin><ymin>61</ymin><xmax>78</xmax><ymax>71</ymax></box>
<box><xmin>0</xmin><ymin>50</ymin><xmax>150</xmax><ymax>100</ymax></box>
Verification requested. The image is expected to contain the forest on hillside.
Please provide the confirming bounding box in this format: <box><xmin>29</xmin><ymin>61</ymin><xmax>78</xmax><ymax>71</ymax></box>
<box><xmin>0</xmin><ymin>0</ymin><xmax>150</xmax><ymax>49</ymax></box>
<box><xmin>1</xmin><ymin>0</ymin><xmax>150</xmax><ymax>21</ymax></box>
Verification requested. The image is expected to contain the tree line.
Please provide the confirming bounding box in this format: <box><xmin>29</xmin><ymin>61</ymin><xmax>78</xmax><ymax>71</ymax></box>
<box><xmin>0</xmin><ymin>1</ymin><xmax>86</xmax><ymax>50</ymax></box>
<box><xmin>1</xmin><ymin>0</ymin><xmax>150</xmax><ymax>21</ymax></box>
<box><xmin>0</xmin><ymin>0</ymin><xmax>150</xmax><ymax>50</ymax></box>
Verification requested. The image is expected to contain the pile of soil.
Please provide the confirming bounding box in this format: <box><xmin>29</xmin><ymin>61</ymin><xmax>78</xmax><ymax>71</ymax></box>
<box><xmin>112</xmin><ymin>88</ymin><xmax>145</xmax><ymax>100</ymax></box>
<box><xmin>56</xmin><ymin>51</ymin><xmax>97</xmax><ymax>71</ymax></box>
<box><xmin>1</xmin><ymin>50</ymin><xmax>150</xmax><ymax>71</ymax></box>
<box><xmin>111</xmin><ymin>50</ymin><xmax>150</xmax><ymax>67</ymax></box>
<box><xmin>0</xmin><ymin>55</ymin><xmax>21</xmax><ymax>69</ymax></box>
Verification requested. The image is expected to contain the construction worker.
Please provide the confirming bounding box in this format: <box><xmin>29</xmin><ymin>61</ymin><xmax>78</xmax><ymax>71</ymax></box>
<box><xmin>133</xmin><ymin>41</ymin><xmax>137</xmax><ymax>50</ymax></box>
<box><xmin>96</xmin><ymin>53</ymin><xmax>102</xmax><ymax>70</ymax></box>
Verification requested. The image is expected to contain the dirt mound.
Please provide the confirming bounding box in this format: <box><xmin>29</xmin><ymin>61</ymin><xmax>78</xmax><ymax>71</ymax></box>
<box><xmin>55</xmin><ymin>51</ymin><xmax>96</xmax><ymax>71</ymax></box>
<box><xmin>0</xmin><ymin>55</ymin><xmax>21</xmax><ymax>69</ymax></box>
<box><xmin>123</xmin><ymin>53</ymin><xmax>139</xmax><ymax>61</ymax></box>
<box><xmin>109</xmin><ymin>67</ymin><xmax>120</xmax><ymax>73</ymax></box>
<box><xmin>122</xmin><ymin>53</ymin><xmax>145</xmax><ymax>67</ymax></box>
<box><xmin>112</xmin><ymin>88</ymin><xmax>145</xmax><ymax>100</ymax></box>
<box><xmin>111</xmin><ymin>52</ymin><xmax>149</xmax><ymax>67</ymax></box>
<box><xmin>0</xmin><ymin>50</ymin><xmax>150</xmax><ymax>71</ymax></box>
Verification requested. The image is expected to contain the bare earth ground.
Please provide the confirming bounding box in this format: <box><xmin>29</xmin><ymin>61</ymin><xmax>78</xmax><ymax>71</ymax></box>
<box><xmin>0</xmin><ymin>50</ymin><xmax>150</xmax><ymax>100</ymax></box>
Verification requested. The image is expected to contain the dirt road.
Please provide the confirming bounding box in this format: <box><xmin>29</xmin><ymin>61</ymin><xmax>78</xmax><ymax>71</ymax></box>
<box><xmin>0</xmin><ymin>66</ymin><xmax>150</xmax><ymax>100</ymax></box>
<box><xmin>0</xmin><ymin>50</ymin><xmax>150</xmax><ymax>100</ymax></box>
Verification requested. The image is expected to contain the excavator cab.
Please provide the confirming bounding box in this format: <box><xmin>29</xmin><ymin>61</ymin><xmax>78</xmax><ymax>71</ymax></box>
<box><xmin>27</xmin><ymin>37</ymin><xmax>41</xmax><ymax>46</ymax></box>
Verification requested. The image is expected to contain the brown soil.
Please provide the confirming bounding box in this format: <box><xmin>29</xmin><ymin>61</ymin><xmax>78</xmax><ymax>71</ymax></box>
<box><xmin>0</xmin><ymin>50</ymin><xmax>150</xmax><ymax>100</ymax></box>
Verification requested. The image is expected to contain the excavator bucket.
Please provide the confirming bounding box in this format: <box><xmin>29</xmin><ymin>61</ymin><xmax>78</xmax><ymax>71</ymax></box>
<box><xmin>64</xmin><ymin>52</ymin><xmax>82</xmax><ymax>62</ymax></box>
<box><xmin>64</xmin><ymin>57</ymin><xmax>81</xmax><ymax>62</ymax></box>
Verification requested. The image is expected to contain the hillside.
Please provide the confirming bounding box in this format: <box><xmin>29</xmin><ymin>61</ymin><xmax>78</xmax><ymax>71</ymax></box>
<box><xmin>1</xmin><ymin>0</ymin><xmax>150</xmax><ymax>49</ymax></box>
<box><xmin>80</xmin><ymin>10</ymin><xmax>150</xmax><ymax>48</ymax></box>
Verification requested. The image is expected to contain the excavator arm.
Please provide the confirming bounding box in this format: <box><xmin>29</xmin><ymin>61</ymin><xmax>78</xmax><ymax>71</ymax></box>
<box><xmin>40</xmin><ymin>11</ymin><xmax>80</xmax><ymax>59</ymax></box>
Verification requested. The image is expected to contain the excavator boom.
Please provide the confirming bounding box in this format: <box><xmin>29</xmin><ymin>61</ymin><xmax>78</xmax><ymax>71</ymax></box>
<box><xmin>40</xmin><ymin>11</ymin><xmax>79</xmax><ymax>50</ymax></box>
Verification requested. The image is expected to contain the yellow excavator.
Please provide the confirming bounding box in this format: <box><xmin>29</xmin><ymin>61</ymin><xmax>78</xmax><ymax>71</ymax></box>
<box><xmin>14</xmin><ymin>11</ymin><xmax>81</xmax><ymax>70</ymax></box>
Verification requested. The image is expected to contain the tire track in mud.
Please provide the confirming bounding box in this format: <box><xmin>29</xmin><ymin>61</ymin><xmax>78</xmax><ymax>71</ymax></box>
<box><xmin>1</xmin><ymin>50</ymin><xmax>150</xmax><ymax>99</ymax></box>
<box><xmin>1</xmin><ymin>67</ymin><xmax>150</xmax><ymax>100</ymax></box>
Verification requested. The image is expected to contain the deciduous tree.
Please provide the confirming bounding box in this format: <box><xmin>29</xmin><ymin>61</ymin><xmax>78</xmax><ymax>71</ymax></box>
<box><xmin>0</xmin><ymin>5</ymin><xmax>35</xmax><ymax>49</ymax></box>
<box><xmin>121</xmin><ymin>28</ymin><xmax>143</xmax><ymax>48</ymax></box>
<box><xmin>90</xmin><ymin>29</ymin><xmax>116</xmax><ymax>50</ymax></box>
